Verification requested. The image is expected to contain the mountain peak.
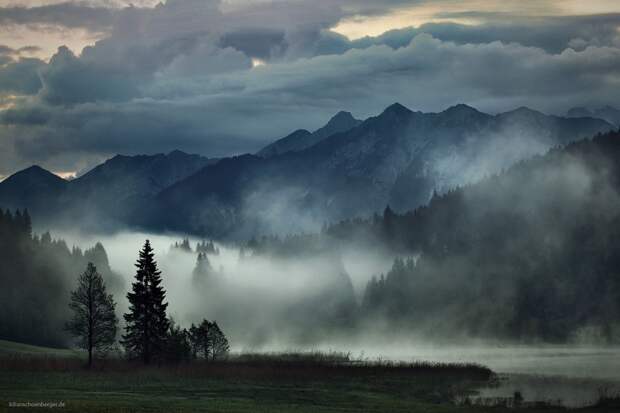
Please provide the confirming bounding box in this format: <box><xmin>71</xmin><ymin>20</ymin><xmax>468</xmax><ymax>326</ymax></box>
<box><xmin>327</xmin><ymin>111</ymin><xmax>356</xmax><ymax>125</ymax></box>
<box><xmin>502</xmin><ymin>106</ymin><xmax>545</xmax><ymax>118</ymax></box>
<box><xmin>259</xmin><ymin>111</ymin><xmax>362</xmax><ymax>158</ymax></box>
<box><xmin>167</xmin><ymin>149</ymin><xmax>190</xmax><ymax>157</ymax></box>
<box><xmin>313</xmin><ymin>111</ymin><xmax>361</xmax><ymax>138</ymax></box>
<box><xmin>2</xmin><ymin>165</ymin><xmax>66</xmax><ymax>186</ymax></box>
<box><xmin>443</xmin><ymin>103</ymin><xmax>480</xmax><ymax>115</ymax></box>
<box><xmin>21</xmin><ymin>165</ymin><xmax>49</xmax><ymax>175</ymax></box>
<box><xmin>382</xmin><ymin>103</ymin><xmax>413</xmax><ymax>117</ymax></box>
<box><xmin>13</xmin><ymin>165</ymin><xmax>62</xmax><ymax>180</ymax></box>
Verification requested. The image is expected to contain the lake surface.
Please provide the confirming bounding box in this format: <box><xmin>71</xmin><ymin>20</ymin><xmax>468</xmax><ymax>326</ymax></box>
<box><xmin>393</xmin><ymin>346</ymin><xmax>620</xmax><ymax>407</ymax></box>
<box><xmin>304</xmin><ymin>344</ymin><xmax>619</xmax><ymax>407</ymax></box>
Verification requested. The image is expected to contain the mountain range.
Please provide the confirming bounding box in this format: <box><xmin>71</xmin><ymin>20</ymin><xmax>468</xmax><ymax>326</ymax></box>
<box><xmin>257</xmin><ymin>111</ymin><xmax>362</xmax><ymax>157</ymax></box>
<box><xmin>0</xmin><ymin>150</ymin><xmax>213</xmax><ymax>229</ymax></box>
<box><xmin>0</xmin><ymin>103</ymin><xmax>615</xmax><ymax>237</ymax></box>
<box><xmin>350</xmin><ymin>129</ymin><xmax>620</xmax><ymax>341</ymax></box>
<box><xmin>567</xmin><ymin>105</ymin><xmax>620</xmax><ymax>127</ymax></box>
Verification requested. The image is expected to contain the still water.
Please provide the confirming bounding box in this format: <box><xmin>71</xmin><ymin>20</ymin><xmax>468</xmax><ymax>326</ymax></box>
<box><xmin>397</xmin><ymin>346</ymin><xmax>620</xmax><ymax>407</ymax></box>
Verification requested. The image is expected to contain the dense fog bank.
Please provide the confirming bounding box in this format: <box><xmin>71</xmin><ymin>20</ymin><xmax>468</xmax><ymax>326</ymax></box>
<box><xmin>55</xmin><ymin>231</ymin><xmax>395</xmax><ymax>349</ymax></box>
<box><xmin>4</xmin><ymin>132</ymin><xmax>620</xmax><ymax>351</ymax></box>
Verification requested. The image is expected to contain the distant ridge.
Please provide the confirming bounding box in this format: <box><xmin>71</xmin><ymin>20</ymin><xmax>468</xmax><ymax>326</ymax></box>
<box><xmin>258</xmin><ymin>111</ymin><xmax>362</xmax><ymax>157</ymax></box>
<box><xmin>567</xmin><ymin>105</ymin><xmax>620</xmax><ymax>127</ymax></box>
<box><xmin>0</xmin><ymin>103</ymin><xmax>614</xmax><ymax>236</ymax></box>
<box><xmin>0</xmin><ymin>165</ymin><xmax>67</xmax><ymax>213</ymax></box>
<box><xmin>145</xmin><ymin>102</ymin><xmax>613</xmax><ymax>236</ymax></box>
<box><xmin>0</xmin><ymin>151</ymin><xmax>212</xmax><ymax>229</ymax></box>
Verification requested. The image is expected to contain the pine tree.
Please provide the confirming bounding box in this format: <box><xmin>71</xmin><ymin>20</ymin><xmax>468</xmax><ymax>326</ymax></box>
<box><xmin>192</xmin><ymin>253</ymin><xmax>213</xmax><ymax>285</ymax></box>
<box><xmin>22</xmin><ymin>209</ymin><xmax>32</xmax><ymax>238</ymax></box>
<box><xmin>122</xmin><ymin>240</ymin><xmax>169</xmax><ymax>364</ymax></box>
<box><xmin>188</xmin><ymin>323</ymin><xmax>200</xmax><ymax>359</ymax></box>
<box><xmin>164</xmin><ymin>319</ymin><xmax>191</xmax><ymax>363</ymax></box>
<box><xmin>66</xmin><ymin>262</ymin><xmax>118</xmax><ymax>367</ymax></box>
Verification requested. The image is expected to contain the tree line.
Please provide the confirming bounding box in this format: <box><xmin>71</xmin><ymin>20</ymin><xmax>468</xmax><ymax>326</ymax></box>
<box><xmin>354</xmin><ymin>132</ymin><xmax>620</xmax><ymax>342</ymax></box>
<box><xmin>246</xmin><ymin>131</ymin><xmax>620</xmax><ymax>343</ymax></box>
<box><xmin>66</xmin><ymin>240</ymin><xmax>229</xmax><ymax>367</ymax></box>
<box><xmin>0</xmin><ymin>209</ymin><xmax>123</xmax><ymax>347</ymax></box>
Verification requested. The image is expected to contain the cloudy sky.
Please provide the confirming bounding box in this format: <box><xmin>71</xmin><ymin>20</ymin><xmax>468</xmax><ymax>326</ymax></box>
<box><xmin>0</xmin><ymin>0</ymin><xmax>619</xmax><ymax>177</ymax></box>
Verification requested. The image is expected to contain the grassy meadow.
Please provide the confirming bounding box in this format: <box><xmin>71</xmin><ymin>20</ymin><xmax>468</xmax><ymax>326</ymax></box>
<box><xmin>0</xmin><ymin>341</ymin><xmax>618</xmax><ymax>413</ymax></box>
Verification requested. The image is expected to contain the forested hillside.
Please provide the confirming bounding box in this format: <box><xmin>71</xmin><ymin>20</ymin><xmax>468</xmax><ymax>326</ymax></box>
<box><xmin>352</xmin><ymin>131</ymin><xmax>620</xmax><ymax>342</ymax></box>
<box><xmin>254</xmin><ymin>131</ymin><xmax>620</xmax><ymax>342</ymax></box>
<box><xmin>0</xmin><ymin>210</ymin><xmax>123</xmax><ymax>347</ymax></box>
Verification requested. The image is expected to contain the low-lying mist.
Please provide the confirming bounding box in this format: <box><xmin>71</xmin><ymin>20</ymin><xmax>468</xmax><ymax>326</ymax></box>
<box><xmin>55</xmin><ymin>230</ymin><xmax>394</xmax><ymax>350</ymax></box>
<box><xmin>48</xmin><ymin>229</ymin><xmax>620</xmax><ymax>383</ymax></box>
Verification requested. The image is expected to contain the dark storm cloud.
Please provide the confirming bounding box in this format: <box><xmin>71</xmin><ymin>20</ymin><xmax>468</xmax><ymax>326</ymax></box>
<box><xmin>419</xmin><ymin>14</ymin><xmax>620</xmax><ymax>52</ymax></box>
<box><xmin>3</xmin><ymin>32</ymin><xmax>620</xmax><ymax>176</ymax></box>
<box><xmin>0</xmin><ymin>57</ymin><xmax>45</xmax><ymax>95</ymax></box>
<box><xmin>39</xmin><ymin>46</ymin><xmax>143</xmax><ymax>104</ymax></box>
<box><xmin>219</xmin><ymin>29</ymin><xmax>287</xmax><ymax>60</ymax></box>
<box><xmin>0</xmin><ymin>0</ymin><xmax>619</xmax><ymax>175</ymax></box>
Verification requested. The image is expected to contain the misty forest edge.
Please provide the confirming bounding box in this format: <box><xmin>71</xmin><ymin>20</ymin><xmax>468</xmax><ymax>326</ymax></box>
<box><xmin>2</xmin><ymin>127</ymin><xmax>620</xmax><ymax>353</ymax></box>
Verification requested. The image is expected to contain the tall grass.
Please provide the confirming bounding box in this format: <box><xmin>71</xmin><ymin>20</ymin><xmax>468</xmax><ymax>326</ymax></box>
<box><xmin>0</xmin><ymin>350</ymin><xmax>493</xmax><ymax>381</ymax></box>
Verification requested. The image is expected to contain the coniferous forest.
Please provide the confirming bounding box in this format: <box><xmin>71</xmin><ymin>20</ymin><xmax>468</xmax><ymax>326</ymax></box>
<box><xmin>3</xmin><ymin>131</ymin><xmax>620</xmax><ymax>352</ymax></box>
<box><xmin>0</xmin><ymin>210</ymin><xmax>123</xmax><ymax>347</ymax></box>
<box><xmin>356</xmin><ymin>131</ymin><xmax>620</xmax><ymax>342</ymax></box>
<box><xmin>249</xmin><ymin>131</ymin><xmax>620</xmax><ymax>343</ymax></box>
<box><xmin>5</xmin><ymin>2</ymin><xmax>620</xmax><ymax>410</ymax></box>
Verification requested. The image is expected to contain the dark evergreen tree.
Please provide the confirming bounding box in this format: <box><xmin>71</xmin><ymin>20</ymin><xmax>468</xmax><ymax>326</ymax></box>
<box><xmin>192</xmin><ymin>252</ymin><xmax>213</xmax><ymax>285</ymax></box>
<box><xmin>172</xmin><ymin>239</ymin><xmax>192</xmax><ymax>252</ymax></box>
<box><xmin>22</xmin><ymin>209</ymin><xmax>32</xmax><ymax>238</ymax></box>
<box><xmin>122</xmin><ymin>240</ymin><xmax>170</xmax><ymax>364</ymax></box>
<box><xmin>0</xmin><ymin>209</ymin><xmax>123</xmax><ymax>347</ymax></box>
<box><xmin>197</xmin><ymin>240</ymin><xmax>220</xmax><ymax>255</ymax></box>
<box><xmin>164</xmin><ymin>319</ymin><xmax>192</xmax><ymax>363</ymax></box>
<box><xmin>66</xmin><ymin>262</ymin><xmax>118</xmax><ymax>367</ymax></box>
<box><xmin>188</xmin><ymin>323</ymin><xmax>200</xmax><ymax>359</ymax></box>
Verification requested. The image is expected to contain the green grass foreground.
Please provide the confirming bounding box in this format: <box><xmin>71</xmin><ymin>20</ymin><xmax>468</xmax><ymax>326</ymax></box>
<box><xmin>0</xmin><ymin>342</ymin><xmax>618</xmax><ymax>413</ymax></box>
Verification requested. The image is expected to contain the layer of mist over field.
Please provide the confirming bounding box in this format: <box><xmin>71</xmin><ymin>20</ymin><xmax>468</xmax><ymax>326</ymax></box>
<box><xmin>55</xmin><ymin>230</ymin><xmax>394</xmax><ymax>347</ymax></box>
<box><xmin>31</xmin><ymin>134</ymin><xmax>620</xmax><ymax>409</ymax></box>
<box><xmin>38</xmin><ymin>222</ymin><xmax>620</xmax><ymax>407</ymax></box>
<box><xmin>52</xmin><ymin>229</ymin><xmax>620</xmax><ymax>367</ymax></box>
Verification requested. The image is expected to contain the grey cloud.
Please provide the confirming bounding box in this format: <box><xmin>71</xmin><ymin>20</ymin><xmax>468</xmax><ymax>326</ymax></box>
<box><xmin>1</xmin><ymin>1</ymin><xmax>620</xmax><ymax>175</ymax></box>
<box><xmin>39</xmin><ymin>46</ymin><xmax>144</xmax><ymax>104</ymax></box>
<box><xmin>27</xmin><ymin>0</ymin><xmax>345</xmax><ymax>104</ymax></box>
<box><xmin>422</xmin><ymin>14</ymin><xmax>620</xmax><ymax>52</ymax></box>
<box><xmin>329</xmin><ymin>0</ymin><xmax>428</xmax><ymax>16</ymax></box>
<box><xmin>219</xmin><ymin>29</ymin><xmax>287</xmax><ymax>60</ymax></box>
<box><xmin>16</xmin><ymin>45</ymin><xmax>43</xmax><ymax>55</ymax></box>
<box><xmin>208</xmin><ymin>13</ymin><xmax>620</xmax><ymax>63</ymax></box>
<box><xmin>2</xmin><ymin>33</ymin><xmax>620</xmax><ymax>176</ymax></box>
<box><xmin>0</xmin><ymin>57</ymin><xmax>45</xmax><ymax>95</ymax></box>
<box><xmin>0</xmin><ymin>2</ymin><xmax>118</xmax><ymax>31</ymax></box>
<box><xmin>0</xmin><ymin>44</ymin><xmax>42</xmax><ymax>59</ymax></box>
<box><xmin>160</xmin><ymin>43</ymin><xmax>252</xmax><ymax>77</ymax></box>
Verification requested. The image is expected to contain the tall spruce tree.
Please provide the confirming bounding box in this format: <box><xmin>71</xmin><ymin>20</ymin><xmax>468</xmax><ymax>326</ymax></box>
<box><xmin>66</xmin><ymin>262</ymin><xmax>118</xmax><ymax>367</ymax></box>
<box><xmin>122</xmin><ymin>240</ymin><xmax>169</xmax><ymax>364</ymax></box>
<box><xmin>192</xmin><ymin>253</ymin><xmax>213</xmax><ymax>285</ymax></box>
